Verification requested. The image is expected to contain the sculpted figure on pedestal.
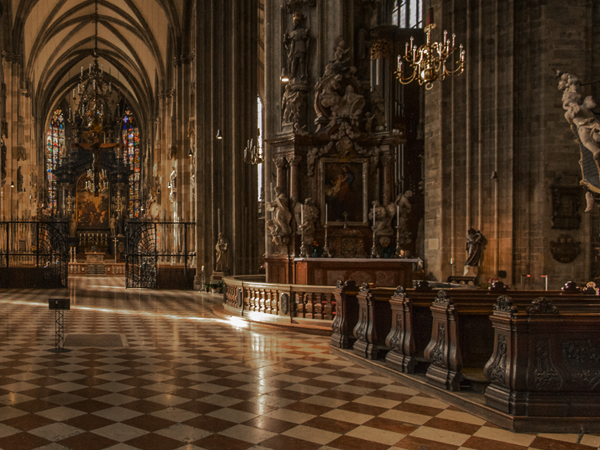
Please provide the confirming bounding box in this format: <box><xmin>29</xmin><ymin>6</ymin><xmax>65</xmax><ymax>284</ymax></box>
<box><xmin>283</xmin><ymin>13</ymin><xmax>310</xmax><ymax>83</ymax></box>
<box><xmin>465</xmin><ymin>228</ymin><xmax>487</xmax><ymax>268</ymax></box>
<box><xmin>267</xmin><ymin>186</ymin><xmax>292</xmax><ymax>247</ymax></box>
<box><xmin>559</xmin><ymin>73</ymin><xmax>600</xmax><ymax>161</ymax></box>
<box><xmin>215</xmin><ymin>232</ymin><xmax>230</xmax><ymax>273</ymax></box>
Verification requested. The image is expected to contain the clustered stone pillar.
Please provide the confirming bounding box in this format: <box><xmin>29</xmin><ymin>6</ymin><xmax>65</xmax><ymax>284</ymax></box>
<box><xmin>193</xmin><ymin>0</ymin><xmax>259</xmax><ymax>289</ymax></box>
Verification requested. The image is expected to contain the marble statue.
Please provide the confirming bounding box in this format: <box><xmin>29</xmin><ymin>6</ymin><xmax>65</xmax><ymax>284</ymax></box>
<box><xmin>465</xmin><ymin>228</ymin><xmax>487</xmax><ymax>268</ymax></box>
<box><xmin>109</xmin><ymin>216</ymin><xmax>117</xmax><ymax>237</ymax></box>
<box><xmin>369</xmin><ymin>201</ymin><xmax>393</xmax><ymax>236</ymax></box>
<box><xmin>389</xmin><ymin>190</ymin><xmax>413</xmax><ymax>238</ymax></box>
<box><xmin>266</xmin><ymin>186</ymin><xmax>292</xmax><ymax>247</ymax></box>
<box><xmin>283</xmin><ymin>13</ymin><xmax>310</xmax><ymax>82</ymax></box>
<box><xmin>215</xmin><ymin>232</ymin><xmax>230</xmax><ymax>273</ymax></box>
<box><xmin>169</xmin><ymin>166</ymin><xmax>177</xmax><ymax>203</ymax></box>
<box><xmin>294</xmin><ymin>197</ymin><xmax>319</xmax><ymax>245</ymax></box>
<box><xmin>559</xmin><ymin>73</ymin><xmax>600</xmax><ymax>161</ymax></box>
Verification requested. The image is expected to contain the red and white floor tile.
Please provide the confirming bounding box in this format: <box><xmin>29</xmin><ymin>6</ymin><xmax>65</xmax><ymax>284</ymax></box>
<box><xmin>0</xmin><ymin>276</ymin><xmax>596</xmax><ymax>450</ymax></box>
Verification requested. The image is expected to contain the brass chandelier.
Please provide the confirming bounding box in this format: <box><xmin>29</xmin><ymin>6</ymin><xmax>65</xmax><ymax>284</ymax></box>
<box><xmin>72</xmin><ymin>0</ymin><xmax>113</xmax><ymax>130</ymax></box>
<box><xmin>395</xmin><ymin>9</ymin><xmax>465</xmax><ymax>90</ymax></box>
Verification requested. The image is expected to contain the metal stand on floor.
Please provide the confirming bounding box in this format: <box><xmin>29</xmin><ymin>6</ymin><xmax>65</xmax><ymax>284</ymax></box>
<box><xmin>48</xmin><ymin>298</ymin><xmax>71</xmax><ymax>353</ymax></box>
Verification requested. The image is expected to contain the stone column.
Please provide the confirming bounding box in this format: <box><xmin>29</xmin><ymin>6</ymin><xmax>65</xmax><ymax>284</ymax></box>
<box><xmin>381</xmin><ymin>151</ymin><xmax>393</xmax><ymax>206</ymax></box>
<box><xmin>287</xmin><ymin>155</ymin><xmax>301</xmax><ymax>204</ymax></box>
<box><xmin>274</xmin><ymin>156</ymin><xmax>287</xmax><ymax>192</ymax></box>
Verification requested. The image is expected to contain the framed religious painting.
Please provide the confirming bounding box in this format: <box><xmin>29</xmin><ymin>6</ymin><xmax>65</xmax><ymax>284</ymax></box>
<box><xmin>319</xmin><ymin>158</ymin><xmax>368</xmax><ymax>226</ymax></box>
<box><xmin>76</xmin><ymin>173</ymin><xmax>110</xmax><ymax>228</ymax></box>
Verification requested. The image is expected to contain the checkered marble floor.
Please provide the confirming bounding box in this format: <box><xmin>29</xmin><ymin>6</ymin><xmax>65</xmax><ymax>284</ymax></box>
<box><xmin>0</xmin><ymin>276</ymin><xmax>597</xmax><ymax>450</ymax></box>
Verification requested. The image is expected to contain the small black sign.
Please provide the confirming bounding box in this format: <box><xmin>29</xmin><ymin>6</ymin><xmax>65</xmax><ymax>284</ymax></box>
<box><xmin>48</xmin><ymin>298</ymin><xmax>70</xmax><ymax>310</ymax></box>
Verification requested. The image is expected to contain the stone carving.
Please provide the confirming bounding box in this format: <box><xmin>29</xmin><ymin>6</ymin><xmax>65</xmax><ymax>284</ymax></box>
<box><xmin>282</xmin><ymin>83</ymin><xmax>308</xmax><ymax>126</ymax></box>
<box><xmin>280</xmin><ymin>292</ymin><xmax>290</xmax><ymax>315</ymax></box>
<box><xmin>464</xmin><ymin>228</ymin><xmax>486</xmax><ymax>269</ymax></box>
<box><xmin>493</xmin><ymin>295</ymin><xmax>518</xmax><ymax>316</ymax></box>
<box><xmin>314</xmin><ymin>37</ymin><xmax>365</xmax><ymax>130</ymax></box>
<box><xmin>109</xmin><ymin>216</ymin><xmax>117</xmax><ymax>237</ymax></box>
<box><xmin>366</xmin><ymin>86</ymin><xmax>386</xmax><ymax>132</ymax></box>
<box><xmin>393</xmin><ymin>286</ymin><xmax>406</xmax><ymax>298</ymax></box>
<box><xmin>527</xmin><ymin>297</ymin><xmax>559</xmax><ymax>315</ymax></box>
<box><xmin>559</xmin><ymin>73</ymin><xmax>600</xmax><ymax>161</ymax></box>
<box><xmin>534</xmin><ymin>338</ymin><xmax>563</xmax><ymax>391</ymax></box>
<box><xmin>550</xmin><ymin>234</ymin><xmax>581</xmax><ymax>263</ymax></box>
<box><xmin>215</xmin><ymin>232</ymin><xmax>230</xmax><ymax>273</ymax></box>
<box><xmin>294</xmin><ymin>197</ymin><xmax>319</xmax><ymax>245</ymax></box>
<box><xmin>169</xmin><ymin>166</ymin><xmax>177</xmax><ymax>203</ymax></box>
<box><xmin>434</xmin><ymin>290</ymin><xmax>451</xmax><ymax>305</ymax></box>
<box><xmin>283</xmin><ymin>13</ymin><xmax>310</xmax><ymax>83</ymax></box>
<box><xmin>266</xmin><ymin>186</ymin><xmax>292</xmax><ymax>247</ymax></box>
<box><xmin>369</xmin><ymin>200</ymin><xmax>393</xmax><ymax>236</ymax></box>
<box><xmin>487</xmin><ymin>334</ymin><xmax>508</xmax><ymax>385</ymax></box>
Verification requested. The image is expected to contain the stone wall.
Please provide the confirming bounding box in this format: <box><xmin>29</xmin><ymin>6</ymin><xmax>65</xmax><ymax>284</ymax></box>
<box><xmin>424</xmin><ymin>0</ymin><xmax>598</xmax><ymax>288</ymax></box>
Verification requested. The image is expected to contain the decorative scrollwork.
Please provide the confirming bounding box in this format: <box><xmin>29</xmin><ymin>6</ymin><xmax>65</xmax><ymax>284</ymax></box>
<box><xmin>487</xmin><ymin>334</ymin><xmax>507</xmax><ymax>385</ymax></box>
<box><xmin>493</xmin><ymin>296</ymin><xmax>518</xmax><ymax>316</ymax></box>
<box><xmin>527</xmin><ymin>297</ymin><xmax>559</xmax><ymax>315</ymax></box>
<box><xmin>125</xmin><ymin>222</ymin><xmax>157</xmax><ymax>289</ymax></box>
<box><xmin>430</xmin><ymin>323</ymin><xmax>446</xmax><ymax>367</ymax></box>
<box><xmin>534</xmin><ymin>338</ymin><xmax>563</xmax><ymax>391</ymax></box>
<box><xmin>393</xmin><ymin>286</ymin><xmax>406</xmax><ymax>299</ymax></box>
<box><xmin>434</xmin><ymin>290</ymin><xmax>451</xmax><ymax>305</ymax></box>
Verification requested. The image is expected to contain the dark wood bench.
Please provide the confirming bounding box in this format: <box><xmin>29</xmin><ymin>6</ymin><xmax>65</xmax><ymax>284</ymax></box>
<box><xmin>352</xmin><ymin>284</ymin><xmax>395</xmax><ymax>360</ymax></box>
<box><xmin>484</xmin><ymin>296</ymin><xmax>600</xmax><ymax>417</ymax></box>
<box><xmin>331</xmin><ymin>280</ymin><xmax>359</xmax><ymax>349</ymax></box>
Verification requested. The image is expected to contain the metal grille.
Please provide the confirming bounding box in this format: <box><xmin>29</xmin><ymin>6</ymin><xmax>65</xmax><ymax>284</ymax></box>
<box><xmin>125</xmin><ymin>221</ymin><xmax>196</xmax><ymax>289</ymax></box>
<box><xmin>0</xmin><ymin>221</ymin><xmax>69</xmax><ymax>288</ymax></box>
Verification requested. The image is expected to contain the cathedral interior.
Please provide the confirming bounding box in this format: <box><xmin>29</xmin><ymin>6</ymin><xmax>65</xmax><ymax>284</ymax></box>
<box><xmin>0</xmin><ymin>0</ymin><xmax>600</xmax><ymax>449</ymax></box>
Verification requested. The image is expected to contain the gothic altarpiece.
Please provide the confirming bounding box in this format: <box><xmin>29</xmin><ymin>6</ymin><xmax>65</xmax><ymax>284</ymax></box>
<box><xmin>266</xmin><ymin>4</ymin><xmax>424</xmax><ymax>287</ymax></box>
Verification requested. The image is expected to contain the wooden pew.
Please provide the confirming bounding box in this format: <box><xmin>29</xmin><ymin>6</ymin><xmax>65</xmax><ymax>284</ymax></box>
<box><xmin>484</xmin><ymin>296</ymin><xmax>600</xmax><ymax>417</ymax></box>
<box><xmin>385</xmin><ymin>284</ymin><xmax>435</xmax><ymax>374</ymax></box>
<box><xmin>331</xmin><ymin>280</ymin><xmax>359</xmax><ymax>349</ymax></box>
<box><xmin>353</xmin><ymin>284</ymin><xmax>394</xmax><ymax>360</ymax></box>
<box><xmin>421</xmin><ymin>286</ymin><xmax>600</xmax><ymax>391</ymax></box>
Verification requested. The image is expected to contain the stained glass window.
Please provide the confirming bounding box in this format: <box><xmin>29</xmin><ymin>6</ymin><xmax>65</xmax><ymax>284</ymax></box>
<box><xmin>121</xmin><ymin>109</ymin><xmax>141</xmax><ymax>218</ymax></box>
<box><xmin>46</xmin><ymin>108</ymin><xmax>65</xmax><ymax>215</ymax></box>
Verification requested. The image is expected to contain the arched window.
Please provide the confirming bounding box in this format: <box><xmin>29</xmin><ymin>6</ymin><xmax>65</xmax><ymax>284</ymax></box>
<box><xmin>393</xmin><ymin>0</ymin><xmax>423</xmax><ymax>29</ymax></box>
<box><xmin>121</xmin><ymin>109</ymin><xmax>141</xmax><ymax>218</ymax></box>
<box><xmin>46</xmin><ymin>108</ymin><xmax>65</xmax><ymax>215</ymax></box>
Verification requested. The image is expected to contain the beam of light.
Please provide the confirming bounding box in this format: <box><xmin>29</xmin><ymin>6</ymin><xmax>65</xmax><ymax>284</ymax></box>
<box><xmin>0</xmin><ymin>299</ymin><xmax>232</xmax><ymax>325</ymax></box>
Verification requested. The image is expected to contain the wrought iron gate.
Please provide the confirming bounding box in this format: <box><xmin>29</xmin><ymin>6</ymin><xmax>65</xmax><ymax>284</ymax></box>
<box><xmin>125</xmin><ymin>222</ymin><xmax>157</xmax><ymax>289</ymax></box>
<box><xmin>125</xmin><ymin>221</ymin><xmax>196</xmax><ymax>289</ymax></box>
<box><xmin>0</xmin><ymin>221</ymin><xmax>69</xmax><ymax>288</ymax></box>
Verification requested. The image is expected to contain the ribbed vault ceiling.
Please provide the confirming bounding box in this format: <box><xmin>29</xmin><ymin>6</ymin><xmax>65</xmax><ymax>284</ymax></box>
<box><xmin>8</xmin><ymin>0</ymin><xmax>190</xmax><ymax>126</ymax></box>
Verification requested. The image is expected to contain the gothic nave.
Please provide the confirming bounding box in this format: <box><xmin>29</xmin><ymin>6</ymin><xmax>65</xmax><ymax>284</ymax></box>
<box><xmin>1</xmin><ymin>0</ymin><xmax>600</xmax><ymax>448</ymax></box>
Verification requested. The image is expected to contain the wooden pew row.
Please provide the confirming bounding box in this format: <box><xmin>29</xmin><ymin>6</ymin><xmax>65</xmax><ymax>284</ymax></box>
<box><xmin>419</xmin><ymin>288</ymin><xmax>600</xmax><ymax>391</ymax></box>
<box><xmin>484</xmin><ymin>296</ymin><xmax>600</xmax><ymax>417</ymax></box>
<box><xmin>331</xmin><ymin>281</ymin><xmax>600</xmax><ymax>395</ymax></box>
